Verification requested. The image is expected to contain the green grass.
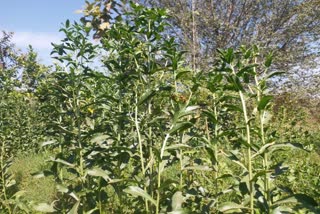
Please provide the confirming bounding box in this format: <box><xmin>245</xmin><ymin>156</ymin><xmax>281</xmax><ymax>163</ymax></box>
<box><xmin>9</xmin><ymin>151</ymin><xmax>56</xmax><ymax>204</ymax></box>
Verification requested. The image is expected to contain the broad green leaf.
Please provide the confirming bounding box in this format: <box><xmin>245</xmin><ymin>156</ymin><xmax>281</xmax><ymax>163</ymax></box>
<box><xmin>271</xmin><ymin>206</ymin><xmax>293</xmax><ymax>214</ymax></box>
<box><xmin>33</xmin><ymin>203</ymin><xmax>56</xmax><ymax>213</ymax></box>
<box><xmin>31</xmin><ymin>170</ymin><xmax>53</xmax><ymax>178</ymax></box>
<box><xmin>87</xmin><ymin>168</ymin><xmax>111</xmax><ymax>182</ymax></box>
<box><xmin>69</xmin><ymin>192</ymin><xmax>80</xmax><ymax>201</ymax></box>
<box><xmin>12</xmin><ymin>190</ymin><xmax>27</xmax><ymax>199</ymax></box>
<box><xmin>264</xmin><ymin>53</ymin><xmax>273</xmax><ymax>67</ymax></box>
<box><xmin>251</xmin><ymin>141</ymin><xmax>275</xmax><ymax>159</ymax></box>
<box><xmin>273</xmin><ymin>194</ymin><xmax>318</xmax><ymax>207</ymax></box>
<box><xmin>252</xmin><ymin>170</ymin><xmax>269</xmax><ymax>182</ymax></box>
<box><xmin>165</xmin><ymin>144</ymin><xmax>191</xmax><ymax>151</ymax></box>
<box><xmin>138</xmin><ymin>89</ymin><xmax>157</xmax><ymax>105</ymax></box>
<box><xmin>124</xmin><ymin>186</ymin><xmax>157</xmax><ymax>206</ymax></box>
<box><xmin>258</xmin><ymin>95</ymin><xmax>273</xmax><ymax>111</ymax></box>
<box><xmin>267</xmin><ymin>71</ymin><xmax>285</xmax><ymax>79</ymax></box>
<box><xmin>68</xmin><ymin>201</ymin><xmax>80</xmax><ymax>214</ymax></box>
<box><xmin>218</xmin><ymin>202</ymin><xmax>244</xmax><ymax>213</ymax></box>
<box><xmin>185</xmin><ymin>105</ymin><xmax>200</xmax><ymax>112</ymax></box>
<box><xmin>171</xmin><ymin>191</ymin><xmax>184</xmax><ymax>211</ymax></box>
<box><xmin>56</xmin><ymin>184</ymin><xmax>69</xmax><ymax>193</ymax></box>
<box><xmin>217</xmin><ymin>174</ymin><xmax>235</xmax><ymax>180</ymax></box>
<box><xmin>167</xmin><ymin>211</ymin><xmax>186</xmax><ymax>214</ymax></box>
<box><xmin>202</xmin><ymin>110</ymin><xmax>218</xmax><ymax>123</ymax></box>
<box><xmin>41</xmin><ymin>140</ymin><xmax>57</xmax><ymax>147</ymax></box>
<box><xmin>184</xmin><ymin>165</ymin><xmax>212</xmax><ymax>171</ymax></box>
<box><xmin>224</xmin><ymin>48</ymin><xmax>234</xmax><ymax>64</ymax></box>
<box><xmin>86</xmin><ymin>208</ymin><xmax>99</xmax><ymax>214</ymax></box>
<box><xmin>65</xmin><ymin>19</ymin><xmax>70</xmax><ymax>28</ymax></box>
<box><xmin>226</xmin><ymin>151</ymin><xmax>248</xmax><ymax>171</ymax></box>
<box><xmin>266</xmin><ymin>142</ymin><xmax>308</xmax><ymax>154</ymax></box>
<box><xmin>224</xmin><ymin>104</ymin><xmax>242</xmax><ymax>112</ymax></box>
<box><xmin>175</xmin><ymin>70</ymin><xmax>190</xmax><ymax>80</ymax></box>
<box><xmin>237</xmin><ymin>64</ymin><xmax>257</xmax><ymax>76</ymax></box>
<box><xmin>158</xmin><ymin>179</ymin><xmax>179</xmax><ymax>191</ymax></box>
<box><xmin>205</xmin><ymin>146</ymin><xmax>217</xmax><ymax>165</ymax></box>
<box><xmin>90</xmin><ymin>134</ymin><xmax>109</xmax><ymax>144</ymax></box>
<box><xmin>5</xmin><ymin>178</ymin><xmax>16</xmax><ymax>188</ymax></box>
<box><xmin>49</xmin><ymin>158</ymin><xmax>75</xmax><ymax>167</ymax></box>
<box><xmin>159</xmin><ymin>160</ymin><xmax>168</xmax><ymax>174</ymax></box>
<box><xmin>225</xmin><ymin>76</ymin><xmax>243</xmax><ymax>91</ymax></box>
<box><xmin>168</xmin><ymin>122</ymin><xmax>193</xmax><ymax>134</ymax></box>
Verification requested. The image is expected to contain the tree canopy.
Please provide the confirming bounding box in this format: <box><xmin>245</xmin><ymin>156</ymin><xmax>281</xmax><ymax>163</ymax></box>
<box><xmin>80</xmin><ymin>0</ymin><xmax>320</xmax><ymax>96</ymax></box>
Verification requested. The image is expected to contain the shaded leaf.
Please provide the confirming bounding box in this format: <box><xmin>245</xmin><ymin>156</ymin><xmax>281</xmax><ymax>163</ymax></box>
<box><xmin>267</xmin><ymin>71</ymin><xmax>285</xmax><ymax>79</ymax></box>
<box><xmin>273</xmin><ymin>194</ymin><xmax>318</xmax><ymax>207</ymax></box>
<box><xmin>169</xmin><ymin>122</ymin><xmax>193</xmax><ymax>134</ymax></box>
<box><xmin>68</xmin><ymin>201</ymin><xmax>80</xmax><ymax>214</ymax></box>
<box><xmin>138</xmin><ymin>89</ymin><xmax>157</xmax><ymax>105</ymax></box>
<box><xmin>258</xmin><ymin>95</ymin><xmax>273</xmax><ymax>111</ymax></box>
<box><xmin>264</xmin><ymin>53</ymin><xmax>273</xmax><ymax>67</ymax></box>
<box><xmin>165</xmin><ymin>144</ymin><xmax>191</xmax><ymax>150</ymax></box>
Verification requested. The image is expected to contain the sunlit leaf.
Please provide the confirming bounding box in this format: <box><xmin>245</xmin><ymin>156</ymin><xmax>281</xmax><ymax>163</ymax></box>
<box><xmin>124</xmin><ymin>186</ymin><xmax>157</xmax><ymax>206</ymax></box>
<box><xmin>171</xmin><ymin>191</ymin><xmax>184</xmax><ymax>211</ymax></box>
<box><xmin>218</xmin><ymin>202</ymin><xmax>244</xmax><ymax>212</ymax></box>
<box><xmin>184</xmin><ymin>165</ymin><xmax>212</xmax><ymax>171</ymax></box>
<box><xmin>68</xmin><ymin>201</ymin><xmax>80</xmax><ymax>214</ymax></box>
<box><xmin>87</xmin><ymin>168</ymin><xmax>111</xmax><ymax>182</ymax></box>
<box><xmin>41</xmin><ymin>140</ymin><xmax>57</xmax><ymax>147</ymax></box>
<box><xmin>33</xmin><ymin>203</ymin><xmax>56</xmax><ymax>213</ymax></box>
<box><xmin>56</xmin><ymin>184</ymin><xmax>69</xmax><ymax>193</ymax></box>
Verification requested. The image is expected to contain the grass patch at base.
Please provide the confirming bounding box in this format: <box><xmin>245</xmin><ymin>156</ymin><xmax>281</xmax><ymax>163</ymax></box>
<box><xmin>9</xmin><ymin>151</ymin><xmax>56</xmax><ymax>204</ymax></box>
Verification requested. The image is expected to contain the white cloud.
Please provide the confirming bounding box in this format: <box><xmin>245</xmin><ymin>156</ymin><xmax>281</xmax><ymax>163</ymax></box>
<box><xmin>12</xmin><ymin>31</ymin><xmax>62</xmax><ymax>50</ymax></box>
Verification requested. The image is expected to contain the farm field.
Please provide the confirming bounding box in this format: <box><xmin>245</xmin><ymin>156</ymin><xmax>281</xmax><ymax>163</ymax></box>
<box><xmin>0</xmin><ymin>1</ymin><xmax>320</xmax><ymax>213</ymax></box>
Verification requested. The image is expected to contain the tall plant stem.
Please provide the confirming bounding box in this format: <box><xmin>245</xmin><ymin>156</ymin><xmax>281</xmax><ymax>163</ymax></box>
<box><xmin>211</xmin><ymin>93</ymin><xmax>220</xmax><ymax>208</ymax></box>
<box><xmin>156</xmin><ymin>166</ymin><xmax>161</xmax><ymax>214</ymax></box>
<box><xmin>146</xmin><ymin>101</ymin><xmax>153</xmax><ymax>212</ymax></box>
<box><xmin>134</xmin><ymin>90</ymin><xmax>149</xmax><ymax>211</ymax></box>
<box><xmin>134</xmin><ymin>91</ymin><xmax>146</xmax><ymax>175</ymax></box>
<box><xmin>74</xmin><ymin>82</ymin><xmax>84</xmax><ymax>180</ymax></box>
<box><xmin>239</xmin><ymin>90</ymin><xmax>254</xmax><ymax>213</ymax></box>
<box><xmin>254</xmin><ymin>61</ymin><xmax>270</xmax><ymax>203</ymax></box>
<box><xmin>156</xmin><ymin>132</ymin><xmax>171</xmax><ymax>214</ymax></box>
<box><xmin>0</xmin><ymin>141</ymin><xmax>12</xmax><ymax>214</ymax></box>
<box><xmin>232</xmin><ymin>65</ymin><xmax>254</xmax><ymax>213</ymax></box>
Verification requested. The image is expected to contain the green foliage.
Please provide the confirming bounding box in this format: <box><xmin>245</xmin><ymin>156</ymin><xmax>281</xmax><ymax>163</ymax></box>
<box><xmin>0</xmin><ymin>2</ymin><xmax>319</xmax><ymax>214</ymax></box>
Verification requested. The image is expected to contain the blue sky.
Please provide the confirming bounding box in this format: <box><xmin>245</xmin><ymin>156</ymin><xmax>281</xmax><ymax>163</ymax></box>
<box><xmin>0</xmin><ymin>0</ymin><xmax>84</xmax><ymax>64</ymax></box>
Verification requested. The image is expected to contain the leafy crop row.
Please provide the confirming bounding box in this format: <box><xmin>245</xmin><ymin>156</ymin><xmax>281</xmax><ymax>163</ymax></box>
<box><xmin>0</xmin><ymin>3</ymin><xmax>319</xmax><ymax>213</ymax></box>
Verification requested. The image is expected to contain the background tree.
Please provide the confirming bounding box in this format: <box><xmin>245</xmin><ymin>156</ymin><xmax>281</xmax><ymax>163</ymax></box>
<box><xmin>143</xmin><ymin>0</ymin><xmax>319</xmax><ymax>67</ymax></box>
<box><xmin>0</xmin><ymin>31</ymin><xmax>20</xmax><ymax>91</ymax></box>
<box><xmin>0</xmin><ymin>31</ymin><xmax>16</xmax><ymax>70</ymax></box>
<box><xmin>80</xmin><ymin>1</ymin><xmax>319</xmax><ymax>68</ymax></box>
<box><xmin>18</xmin><ymin>45</ymin><xmax>49</xmax><ymax>92</ymax></box>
